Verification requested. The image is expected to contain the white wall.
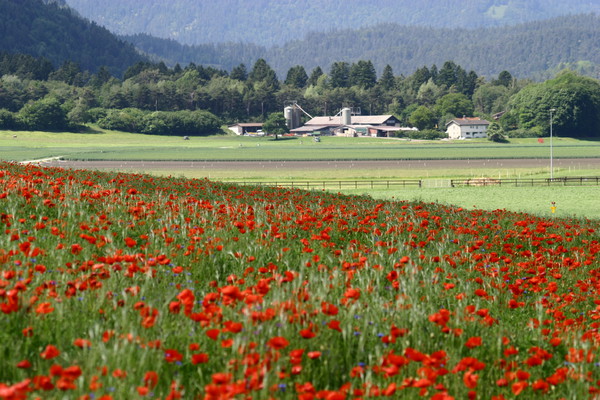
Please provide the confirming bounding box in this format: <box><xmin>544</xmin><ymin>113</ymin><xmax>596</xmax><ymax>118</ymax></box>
<box><xmin>446</xmin><ymin>122</ymin><xmax>488</xmax><ymax>139</ymax></box>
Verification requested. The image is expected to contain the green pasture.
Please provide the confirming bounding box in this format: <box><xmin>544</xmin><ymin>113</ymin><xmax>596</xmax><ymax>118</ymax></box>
<box><xmin>2</xmin><ymin>129</ymin><xmax>600</xmax><ymax>161</ymax></box>
<box><xmin>145</xmin><ymin>165</ymin><xmax>599</xmax><ymax>181</ymax></box>
<box><xmin>339</xmin><ymin>186</ymin><xmax>600</xmax><ymax>221</ymax></box>
<box><xmin>99</xmin><ymin>164</ymin><xmax>600</xmax><ymax>220</ymax></box>
<box><xmin>2</xmin><ymin>129</ymin><xmax>599</xmax><ymax>220</ymax></box>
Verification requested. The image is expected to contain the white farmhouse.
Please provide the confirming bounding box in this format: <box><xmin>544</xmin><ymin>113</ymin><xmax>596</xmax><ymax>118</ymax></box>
<box><xmin>446</xmin><ymin>117</ymin><xmax>490</xmax><ymax>139</ymax></box>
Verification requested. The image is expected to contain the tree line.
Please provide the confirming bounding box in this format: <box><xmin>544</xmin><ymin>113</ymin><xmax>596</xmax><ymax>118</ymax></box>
<box><xmin>126</xmin><ymin>14</ymin><xmax>600</xmax><ymax>82</ymax></box>
<box><xmin>0</xmin><ymin>54</ymin><xmax>599</xmax><ymax>138</ymax></box>
<box><xmin>67</xmin><ymin>0</ymin><xmax>599</xmax><ymax>47</ymax></box>
<box><xmin>0</xmin><ymin>0</ymin><xmax>145</xmax><ymax>76</ymax></box>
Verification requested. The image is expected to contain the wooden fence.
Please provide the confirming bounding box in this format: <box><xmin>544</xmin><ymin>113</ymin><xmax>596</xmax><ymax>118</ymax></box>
<box><xmin>451</xmin><ymin>176</ymin><xmax>600</xmax><ymax>187</ymax></box>
<box><xmin>228</xmin><ymin>176</ymin><xmax>600</xmax><ymax>190</ymax></box>
<box><xmin>230</xmin><ymin>179</ymin><xmax>422</xmax><ymax>190</ymax></box>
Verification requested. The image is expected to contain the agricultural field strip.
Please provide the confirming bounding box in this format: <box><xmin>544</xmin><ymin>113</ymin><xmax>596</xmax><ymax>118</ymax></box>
<box><xmin>1</xmin><ymin>161</ymin><xmax>600</xmax><ymax>398</ymax></box>
<box><xmin>2</xmin><ymin>133</ymin><xmax>600</xmax><ymax>162</ymax></box>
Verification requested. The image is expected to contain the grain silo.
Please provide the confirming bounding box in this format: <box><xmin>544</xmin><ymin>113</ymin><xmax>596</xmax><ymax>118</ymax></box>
<box><xmin>284</xmin><ymin>105</ymin><xmax>301</xmax><ymax>129</ymax></box>
<box><xmin>341</xmin><ymin>107</ymin><xmax>352</xmax><ymax>125</ymax></box>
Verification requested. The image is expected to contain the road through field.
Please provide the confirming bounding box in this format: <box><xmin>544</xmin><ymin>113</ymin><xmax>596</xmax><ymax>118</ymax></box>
<box><xmin>42</xmin><ymin>158</ymin><xmax>600</xmax><ymax>171</ymax></box>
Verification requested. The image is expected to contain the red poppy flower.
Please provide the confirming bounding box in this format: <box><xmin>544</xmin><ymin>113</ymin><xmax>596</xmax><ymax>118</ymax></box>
<box><xmin>73</xmin><ymin>338</ymin><xmax>91</xmax><ymax>348</ymax></box>
<box><xmin>300</xmin><ymin>328</ymin><xmax>316</xmax><ymax>339</ymax></box>
<box><xmin>143</xmin><ymin>371</ymin><xmax>158</xmax><ymax>388</ymax></box>
<box><xmin>465</xmin><ymin>336</ymin><xmax>482</xmax><ymax>349</ymax></box>
<box><xmin>321</xmin><ymin>302</ymin><xmax>339</xmax><ymax>316</ymax></box>
<box><xmin>164</xmin><ymin>349</ymin><xmax>183</xmax><ymax>363</ymax></box>
<box><xmin>512</xmin><ymin>381</ymin><xmax>528</xmax><ymax>395</ymax></box>
<box><xmin>211</xmin><ymin>372</ymin><xmax>232</xmax><ymax>385</ymax></box>
<box><xmin>40</xmin><ymin>345</ymin><xmax>60</xmax><ymax>360</ymax></box>
<box><xmin>206</xmin><ymin>329</ymin><xmax>220</xmax><ymax>340</ymax></box>
<box><xmin>191</xmin><ymin>353</ymin><xmax>209</xmax><ymax>365</ymax></box>
<box><xmin>267</xmin><ymin>336</ymin><xmax>289</xmax><ymax>350</ymax></box>
<box><xmin>463</xmin><ymin>370</ymin><xmax>479</xmax><ymax>389</ymax></box>
<box><xmin>327</xmin><ymin>320</ymin><xmax>342</xmax><ymax>332</ymax></box>
<box><xmin>35</xmin><ymin>302</ymin><xmax>54</xmax><ymax>314</ymax></box>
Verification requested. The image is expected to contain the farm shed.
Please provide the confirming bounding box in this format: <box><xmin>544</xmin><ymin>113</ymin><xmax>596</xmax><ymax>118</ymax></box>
<box><xmin>228</xmin><ymin>123</ymin><xmax>264</xmax><ymax>135</ymax></box>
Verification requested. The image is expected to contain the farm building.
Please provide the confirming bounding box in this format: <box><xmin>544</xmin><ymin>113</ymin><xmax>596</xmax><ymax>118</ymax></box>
<box><xmin>228</xmin><ymin>123</ymin><xmax>264</xmax><ymax>135</ymax></box>
<box><xmin>368</xmin><ymin>126</ymin><xmax>418</xmax><ymax>137</ymax></box>
<box><xmin>446</xmin><ymin>117</ymin><xmax>490</xmax><ymax>139</ymax></box>
<box><xmin>294</xmin><ymin>109</ymin><xmax>412</xmax><ymax>136</ymax></box>
<box><xmin>304</xmin><ymin>113</ymin><xmax>400</xmax><ymax>129</ymax></box>
<box><xmin>289</xmin><ymin>125</ymin><xmax>329</xmax><ymax>136</ymax></box>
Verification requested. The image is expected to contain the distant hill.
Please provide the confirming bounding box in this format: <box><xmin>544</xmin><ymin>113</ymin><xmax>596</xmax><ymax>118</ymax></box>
<box><xmin>126</xmin><ymin>14</ymin><xmax>600</xmax><ymax>80</ymax></box>
<box><xmin>0</xmin><ymin>0</ymin><xmax>145</xmax><ymax>76</ymax></box>
<box><xmin>64</xmin><ymin>0</ymin><xmax>600</xmax><ymax>47</ymax></box>
<box><xmin>125</xmin><ymin>34</ymin><xmax>266</xmax><ymax>72</ymax></box>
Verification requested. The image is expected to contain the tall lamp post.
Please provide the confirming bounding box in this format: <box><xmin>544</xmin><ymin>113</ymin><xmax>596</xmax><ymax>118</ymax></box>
<box><xmin>549</xmin><ymin>108</ymin><xmax>556</xmax><ymax>179</ymax></box>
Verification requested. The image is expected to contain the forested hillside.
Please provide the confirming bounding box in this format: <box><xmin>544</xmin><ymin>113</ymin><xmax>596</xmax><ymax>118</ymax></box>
<box><xmin>126</xmin><ymin>14</ymin><xmax>600</xmax><ymax>80</ymax></box>
<box><xmin>64</xmin><ymin>0</ymin><xmax>600</xmax><ymax>46</ymax></box>
<box><xmin>0</xmin><ymin>0</ymin><xmax>145</xmax><ymax>76</ymax></box>
<box><xmin>2</xmin><ymin>50</ymin><xmax>600</xmax><ymax>139</ymax></box>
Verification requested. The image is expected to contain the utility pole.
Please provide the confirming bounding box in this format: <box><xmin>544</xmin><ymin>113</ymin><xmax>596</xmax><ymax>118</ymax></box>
<box><xmin>550</xmin><ymin>108</ymin><xmax>556</xmax><ymax>179</ymax></box>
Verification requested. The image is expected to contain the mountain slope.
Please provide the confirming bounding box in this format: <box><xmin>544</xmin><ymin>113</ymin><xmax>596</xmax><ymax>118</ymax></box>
<box><xmin>268</xmin><ymin>14</ymin><xmax>600</xmax><ymax>79</ymax></box>
<box><xmin>0</xmin><ymin>0</ymin><xmax>145</xmax><ymax>76</ymax></box>
<box><xmin>64</xmin><ymin>0</ymin><xmax>600</xmax><ymax>47</ymax></box>
<box><xmin>126</xmin><ymin>14</ymin><xmax>600</xmax><ymax>80</ymax></box>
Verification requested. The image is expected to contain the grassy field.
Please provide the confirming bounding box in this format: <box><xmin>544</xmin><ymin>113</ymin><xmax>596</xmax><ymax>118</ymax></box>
<box><xmin>56</xmin><ymin>162</ymin><xmax>600</xmax><ymax>220</ymax></box>
<box><xmin>2</xmin><ymin>162</ymin><xmax>600</xmax><ymax>399</ymax></box>
<box><xmin>339</xmin><ymin>186</ymin><xmax>600</xmax><ymax>221</ymax></box>
<box><xmin>145</xmin><ymin>165</ymin><xmax>600</xmax><ymax>181</ymax></box>
<box><xmin>2</xmin><ymin>129</ymin><xmax>599</xmax><ymax>220</ymax></box>
<box><xmin>2</xmin><ymin>129</ymin><xmax>600</xmax><ymax>161</ymax></box>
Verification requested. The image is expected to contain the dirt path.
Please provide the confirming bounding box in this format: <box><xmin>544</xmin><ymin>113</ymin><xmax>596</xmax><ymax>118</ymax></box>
<box><xmin>42</xmin><ymin>158</ymin><xmax>600</xmax><ymax>171</ymax></box>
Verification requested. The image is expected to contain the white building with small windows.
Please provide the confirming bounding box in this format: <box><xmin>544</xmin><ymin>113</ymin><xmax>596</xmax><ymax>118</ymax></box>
<box><xmin>446</xmin><ymin>117</ymin><xmax>490</xmax><ymax>139</ymax></box>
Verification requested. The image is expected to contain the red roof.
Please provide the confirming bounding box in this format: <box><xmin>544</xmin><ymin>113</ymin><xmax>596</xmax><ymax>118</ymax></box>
<box><xmin>446</xmin><ymin>117</ymin><xmax>490</xmax><ymax>127</ymax></box>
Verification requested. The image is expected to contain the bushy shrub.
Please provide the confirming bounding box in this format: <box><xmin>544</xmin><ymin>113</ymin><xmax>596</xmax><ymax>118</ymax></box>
<box><xmin>488</xmin><ymin>132</ymin><xmax>509</xmax><ymax>142</ymax></box>
<box><xmin>0</xmin><ymin>108</ymin><xmax>19</xmax><ymax>130</ymax></box>
<box><xmin>17</xmin><ymin>97</ymin><xmax>69</xmax><ymax>131</ymax></box>
<box><xmin>405</xmin><ymin>129</ymin><xmax>446</xmax><ymax>140</ymax></box>
<box><xmin>507</xmin><ymin>128</ymin><xmax>544</xmax><ymax>138</ymax></box>
<box><xmin>87</xmin><ymin>107</ymin><xmax>108</xmax><ymax>123</ymax></box>
<box><xmin>97</xmin><ymin>108</ymin><xmax>221</xmax><ymax>135</ymax></box>
<box><xmin>97</xmin><ymin>108</ymin><xmax>145</xmax><ymax>132</ymax></box>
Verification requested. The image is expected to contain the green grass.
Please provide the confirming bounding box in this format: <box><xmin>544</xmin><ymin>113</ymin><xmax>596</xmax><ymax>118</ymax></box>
<box><xmin>1</xmin><ymin>162</ymin><xmax>599</xmax><ymax>399</ymax></box>
<box><xmin>2</xmin><ymin>129</ymin><xmax>600</xmax><ymax>161</ymax></box>
<box><xmin>339</xmin><ymin>186</ymin><xmax>600</xmax><ymax>220</ymax></box>
<box><xmin>3</xmin><ymin>128</ymin><xmax>599</xmax><ymax>220</ymax></box>
<box><xmin>143</xmin><ymin>166</ymin><xmax>600</xmax><ymax>182</ymax></box>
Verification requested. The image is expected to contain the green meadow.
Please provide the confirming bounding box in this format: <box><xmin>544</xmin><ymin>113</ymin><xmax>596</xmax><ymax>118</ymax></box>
<box><xmin>2</xmin><ymin>129</ymin><xmax>599</xmax><ymax>220</ymax></box>
<box><xmin>2</xmin><ymin>129</ymin><xmax>600</xmax><ymax>161</ymax></box>
<box><xmin>339</xmin><ymin>186</ymin><xmax>600</xmax><ymax>221</ymax></box>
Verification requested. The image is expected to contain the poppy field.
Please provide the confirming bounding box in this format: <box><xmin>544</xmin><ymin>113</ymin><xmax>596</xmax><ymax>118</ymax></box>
<box><xmin>1</xmin><ymin>161</ymin><xmax>600</xmax><ymax>400</ymax></box>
